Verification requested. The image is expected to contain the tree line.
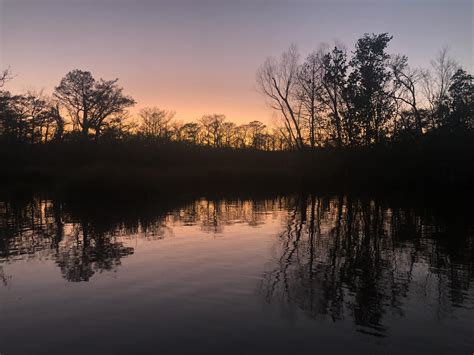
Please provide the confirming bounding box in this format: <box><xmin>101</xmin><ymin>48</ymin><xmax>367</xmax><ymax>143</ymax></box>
<box><xmin>257</xmin><ymin>33</ymin><xmax>472</xmax><ymax>149</ymax></box>
<box><xmin>0</xmin><ymin>68</ymin><xmax>286</xmax><ymax>150</ymax></box>
<box><xmin>0</xmin><ymin>33</ymin><xmax>472</xmax><ymax>151</ymax></box>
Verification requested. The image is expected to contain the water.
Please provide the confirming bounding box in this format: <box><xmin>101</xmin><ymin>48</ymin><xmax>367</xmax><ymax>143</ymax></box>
<box><xmin>0</xmin><ymin>194</ymin><xmax>473</xmax><ymax>354</ymax></box>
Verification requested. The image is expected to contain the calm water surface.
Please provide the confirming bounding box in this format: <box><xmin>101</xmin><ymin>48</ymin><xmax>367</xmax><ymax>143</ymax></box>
<box><xmin>0</xmin><ymin>195</ymin><xmax>473</xmax><ymax>354</ymax></box>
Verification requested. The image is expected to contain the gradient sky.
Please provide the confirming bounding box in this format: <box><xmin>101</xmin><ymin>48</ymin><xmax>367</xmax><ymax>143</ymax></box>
<box><xmin>1</xmin><ymin>0</ymin><xmax>472</xmax><ymax>124</ymax></box>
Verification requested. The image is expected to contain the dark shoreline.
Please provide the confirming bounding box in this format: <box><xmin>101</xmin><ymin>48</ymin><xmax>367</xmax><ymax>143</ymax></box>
<box><xmin>2</xmin><ymin>131</ymin><xmax>473</xmax><ymax>201</ymax></box>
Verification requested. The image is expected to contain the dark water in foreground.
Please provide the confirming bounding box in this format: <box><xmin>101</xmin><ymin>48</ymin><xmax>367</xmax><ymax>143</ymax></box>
<box><xmin>0</xmin><ymin>195</ymin><xmax>473</xmax><ymax>354</ymax></box>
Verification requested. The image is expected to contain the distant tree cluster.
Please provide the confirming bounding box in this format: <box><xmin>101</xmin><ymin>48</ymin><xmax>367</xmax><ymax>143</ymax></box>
<box><xmin>0</xmin><ymin>33</ymin><xmax>472</xmax><ymax>150</ymax></box>
<box><xmin>0</xmin><ymin>67</ymin><xmax>281</xmax><ymax>149</ymax></box>
<box><xmin>138</xmin><ymin>109</ymin><xmax>285</xmax><ymax>150</ymax></box>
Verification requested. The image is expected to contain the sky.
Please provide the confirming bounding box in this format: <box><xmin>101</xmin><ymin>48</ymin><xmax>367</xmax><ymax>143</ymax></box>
<box><xmin>0</xmin><ymin>0</ymin><xmax>472</xmax><ymax>124</ymax></box>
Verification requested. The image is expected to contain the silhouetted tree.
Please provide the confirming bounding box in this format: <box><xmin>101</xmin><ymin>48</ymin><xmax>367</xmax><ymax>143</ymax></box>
<box><xmin>0</xmin><ymin>68</ymin><xmax>13</xmax><ymax>88</ymax></box>
<box><xmin>346</xmin><ymin>33</ymin><xmax>394</xmax><ymax>145</ymax></box>
<box><xmin>298</xmin><ymin>50</ymin><xmax>324</xmax><ymax>148</ymax></box>
<box><xmin>422</xmin><ymin>48</ymin><xmax>458</xmax><ymax>129</ymax></box>
<box><xmin>234</xmin><ymin>123</ymin><xmax>250</xmax><ymax>148</ymax></box>
<box><xmin>447</xmin><ymin>69</ymin><xmax>473</xmax><ymax>131</ymax></box>
<box><xmin>199</xmin><ymin>114</ymin><xmax>226</xmax><ymax>147</ymax></box>
<box><xmin>221</xmin><ymin>121</ymin><xmax>237</xmax><ymax>147</ymax></box>
<box><xmin>54</xmin><ymin>69</ymin><xmax>135</xmax><ymax>138</ymax></box>
<box><xmin>391</xmin><ymin>55</ymin><xmax>425</xmax><ymax>136</ymax></box>
<box><xmin>1</xmin><ymin>34</ymin><xmax>473</xmax><ymax>158</ymax></box>
<box><xmin>181</xmin><ymin>122</ymin><xmax>201</xmax><ymax>144</ymax></box>
<box><xmin>257</xmin><ymin>45</ymin><xmax>305</xmax><ymax>150</ymax></box>
<box><xmin>169</xmin><ymin>120</ymin><xmax>185</xmax><ymax>141</ymax></box>
<box><xmin>0</xmin><ymin>69</ymin><xmax>20</xmax><ymax>142</ymax></box>
<box><xmin>49</xmin><ymin>104</ymin><xmax>65</xmax><ymax>141</ymax></box>
<box><xmin>321</xmin><ymin>46</ymin><xmax>349</xmax><ymax>146</ymax></box>
<box><xmin>0</xmin><ymin>89</ymin><xmax>62</xmax><ymax>143</ymax></box>
<box><xmin>247</xmin><ymin>120</ymin><xmax>267</xmax><ymax>149</ymax></box>
<box><xmin>138</xmin><ymin>106</ymin><xmax>175</xmax><ymax>139</ymax></box>
<box><xmin>10</xmin><ymin>91</ymin><xmax>57</xmax><ymax>143</ymax></box>
<box><xmin>0</xmin><ymin>92</ymin><xmax>21</xmax><ymax>141</ymax></box>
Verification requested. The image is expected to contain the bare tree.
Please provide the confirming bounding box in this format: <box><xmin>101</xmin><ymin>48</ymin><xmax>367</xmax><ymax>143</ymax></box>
<box><xmin>54</xmin><ymin>69</ymin><xmax>135</xmax><ymax>138</ymax></box>
<box><xmin>100</xmin><ymin>112</ymin><xmax>138</xmax><ymax>140</ymax></box>
<box><xmin>169</xmin><ymin>120</ymin><xmax>185</xmax><ymax>141</ymax></box>
<box><xmin>221</xmin><ymin>121</ymin><xmax>236</xmax><ymax>147</ymax></box>
<box><xmin>298</xmin><ymin>50</ymin><xmax>325</xmax><ymax>148</ymax></box>
<box><xmin>0</xmin><ymin>68</ymin><xmax>13</xmax><ymax>88</ymax></box>
<box><xmin>0</xmin><ymin>89</ymin><xmax>64</xmax><ymax>143</ymax></box>
<box><xmin>391</xmin><ymin>55</ymin><xmax>424</xmax><ymax>135</ymax></box>
<box><xmin>247</xmin><ymin>120</ymin><xmax>266</xmax><ymax>149</ymax></box>
<box><xmin>10</xmin><ymin>91</ymin><xmax>54</xmax><ymax>143</ymax></box>
<box><xmin>422</xmin><ymin>48</ymin><xmax>458</xmax><ymax>128</ymax></box>
<box><xmin>199</xmin><ymin>114</ymin><xmax>226</xmax><ymax>147</ymax></box>
<box><xmin>181</xmin><ymin>122</ymin><xmax>201</xmax><ymax>144</ymax></box>
<box><xmin>257</xmin><ymin>45</ymin><xmax>305</xmax><ymax>150</ymax></box>
<box><xmin>270</xmin><ymin>127</ymin><xmax>289</xmax><ymax>150</ymax></box>
<box><xmin>138</xmin><ymin>107</ymin><xmax>175</xmax><ymax>138</ymax></box>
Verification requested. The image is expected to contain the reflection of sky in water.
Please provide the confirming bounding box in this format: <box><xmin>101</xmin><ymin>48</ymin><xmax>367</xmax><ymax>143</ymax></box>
<box><xmin>0</xmin><ymin>196</ymin><xmax>472</xmax><ymax>354</ymax></box>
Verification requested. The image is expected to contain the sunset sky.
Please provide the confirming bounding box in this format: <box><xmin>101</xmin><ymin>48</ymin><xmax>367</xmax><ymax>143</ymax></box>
<box><xmin>1</xmin><ymin>0</ymin><xmax>472</xmax><ymax>124</ymax></box>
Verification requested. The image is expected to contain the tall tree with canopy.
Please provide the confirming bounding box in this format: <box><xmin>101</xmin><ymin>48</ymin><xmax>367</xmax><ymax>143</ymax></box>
<box><xmin>447</xmin><ymin>69</ymin><xmax>473</xmax><ymax>131</ymax></box>
<box><xmin>321</xmin><ymin>46</ymin><xmax>349</xmax><ymax>146</ymax></box>
<box><xmin>347</xmin><ymin>33</ymin><xmax>394</xmax><ymax>145</ymax></box>
<box><xmin>54</xmin><ymin>70</ymin><xmax>135</xmax><ymax>138</ymax></box>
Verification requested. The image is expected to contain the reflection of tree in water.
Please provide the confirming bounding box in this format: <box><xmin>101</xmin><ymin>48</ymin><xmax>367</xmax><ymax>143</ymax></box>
<box><xmin>169</xmin><ymin>198</ymin><xmax>281</xmax><ymax>234</ymax></box>
<box><xmin>0</xmin><ymin>265</ymin><xmax>11</xmax><ymax>286</ymax></box>
<box><xmin>261</xmin><ymin>195</ymin><xmax>474</xmax><ymax>336</ymax></box>
<box><xmin>55</xmin><ymin>222</ymin><xmax>134</xmax><ymax>282</ymax></box>
<box><xmin>3</xmin><ymin>192</ymin><xmax>471</xmax><ymax>312</ymax></box>
<box><xmin>0</xmin><ymin>199</ymin><xmax>57</xmax><ymax>258</ymax></box>
<box><xmin>0</xmin><ymin>196</ymin><xmax>280</xmax><ymax>281</ymax></box>
<box><xmin>0</xmin><ymin>198</ymin><xmax>135</xmax><ymax>282</ymax></box>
